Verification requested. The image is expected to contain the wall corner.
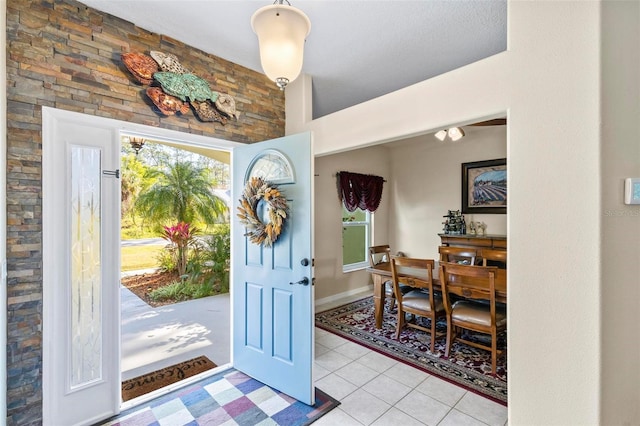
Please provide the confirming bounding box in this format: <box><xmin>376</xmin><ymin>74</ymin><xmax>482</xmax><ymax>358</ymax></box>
<box><xmin>285</xmin><ymin>73</ymin><xmax>313</xmax><ymax>135</ymax></box>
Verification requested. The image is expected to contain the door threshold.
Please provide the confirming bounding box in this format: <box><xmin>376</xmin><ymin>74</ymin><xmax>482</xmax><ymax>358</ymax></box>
<box><xmin>119</xmin><ymin>362</ymin><xmax>233</xmax><ymax>411</ymax></box>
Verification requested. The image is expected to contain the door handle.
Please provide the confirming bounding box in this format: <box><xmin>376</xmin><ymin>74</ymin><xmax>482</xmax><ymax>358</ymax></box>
<box><xmin>289</xmin><ymin>277</ymin><xmax>309</xmax><ymax>286</ymax></box>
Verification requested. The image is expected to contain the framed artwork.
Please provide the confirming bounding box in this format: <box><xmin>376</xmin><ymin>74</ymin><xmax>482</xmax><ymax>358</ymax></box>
<box><xmin>461</xmin><ymin>158</ymin><xmax>507</xmax><ymax>214</ymax></box>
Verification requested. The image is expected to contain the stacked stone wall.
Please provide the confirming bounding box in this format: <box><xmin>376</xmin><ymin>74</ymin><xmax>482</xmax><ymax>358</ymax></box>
<box><xmin>6</xmin><ymin>0</ymin><xmax>284</xmax><ymax>423</ymax></box>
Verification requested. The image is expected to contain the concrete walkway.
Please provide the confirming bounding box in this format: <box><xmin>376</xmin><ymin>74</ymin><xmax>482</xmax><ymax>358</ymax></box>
<box><xmin>120</xmin><ymin>285</ymin><xmax>230</xmax><ymax>381</ymax></box>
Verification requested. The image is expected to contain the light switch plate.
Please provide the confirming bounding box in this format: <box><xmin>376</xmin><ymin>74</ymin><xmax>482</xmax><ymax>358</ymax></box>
<box><xmin>624</xmin><ymin>178</ymin><xmax>640</xmax><ymax>205</ymax></box>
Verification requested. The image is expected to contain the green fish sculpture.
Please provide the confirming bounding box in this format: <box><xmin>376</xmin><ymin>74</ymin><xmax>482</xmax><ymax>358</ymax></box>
<box><xmin>153</xmin><ymin>72</ymin><xmax>219</xmax><ymax>103</ymax></box>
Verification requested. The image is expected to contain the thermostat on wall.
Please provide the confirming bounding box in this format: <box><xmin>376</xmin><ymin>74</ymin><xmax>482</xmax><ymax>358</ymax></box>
<box><xmin>624</xmin><ymin>178</ymin><xmax>640</xmax><ymax>205</ymax></box>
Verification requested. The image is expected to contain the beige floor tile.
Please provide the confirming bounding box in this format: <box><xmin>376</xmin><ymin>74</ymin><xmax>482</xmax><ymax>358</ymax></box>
<box><xmin>439</xmin><ymin>409</ymin><xmax>491</xmax><ymax>426</ymax></box>
<box><xmin>313</xmin><ymin>362</ymin><xmax>331</xmax><ymax>381</ymax></box>
<box><xmin>370</xmin><ymin>407</ymin><xmax>426</xmax><ymax>426</ymax></box>
<box><xmin>357</xmin><ymin>350</ymin><xmax>397</xmax><ymax>373</ymax></box>
<box><xmin>335</xmin><ymin>360</ymin><xmax>380</xmax><ymax>387</ymax></box>
<box><xmin>315</xmin><ymin>330</ymin><xmax>350</xmax><ymax>349</ymax></box>
<box><xmin>315</xmin><ymin>350</ymin><xmax>353</xmax><ymax>372</ymax></box>
<box><xmin>315</xmin><ymin>342</ymin><xmax>331</xmax><ymax>357</ymax></box>
<box><xmin>455</xmin><ymin>392</ymin><xmax>508</xmax><ymax>426</ymax></box>
<box><xmin>362</xmin><ymin>374</ymin><xmax>412</xmax><ymax>405</ymax></box>
<box><xmin>394</xmin><ymin>389</ymin><xmax>451</xmax><ymax>425</ymax></box>
<box><xmin>315</xmin><ymin>372</ymin><xmax>358</xmax><ymax>401</ymax></box>
<box><xmin>312</xmin><ymin>407</ymin><xmax>365</xmax><ymax>426</ymax></box>
<box><xmin>333</xmin><ymin>340</ymin><xmax>371</xmax><ymax>359</ymax></box>
<box><xmin>415</xmin><ymin>375</ymin><xmax>466</xmax><ymax>406</ymax></box>
<box><xmin>382</xmin><ymin>362</ymin><xmax>430</xmax><ymax>388</ymax></box>
<box><xmin>340</xmin><ymin>388</ymin><xmax>391</xmax><ymax>425</ymax></box>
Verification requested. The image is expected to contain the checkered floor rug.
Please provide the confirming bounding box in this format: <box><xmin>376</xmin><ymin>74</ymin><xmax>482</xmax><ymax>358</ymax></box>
<box><xmin>101</xmin><ymin>368</ymin><xmax>339</xmax><ymax>426</ymax></box>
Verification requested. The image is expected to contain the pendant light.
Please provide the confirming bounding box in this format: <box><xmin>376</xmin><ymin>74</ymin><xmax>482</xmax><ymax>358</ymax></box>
<box><xmin>128</xmin><ymin>136</ymin><xmax>146</xmax><ymax>155</ymax></box>
<box><xmin>251</xmin><ymin>0</ymin><xmax>311</xmax><ymax>90</ymax></box>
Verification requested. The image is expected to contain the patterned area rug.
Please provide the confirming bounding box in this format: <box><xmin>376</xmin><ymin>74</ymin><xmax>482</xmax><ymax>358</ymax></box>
<box><xmin>103</xmin><ymin>368</ymin><xmax>339</xmax><ymax>425</ymax></box>
<box><xmin>315</xmin><ymin>296</ymin><xmax>507</xmax><ymax>404</ymax></box>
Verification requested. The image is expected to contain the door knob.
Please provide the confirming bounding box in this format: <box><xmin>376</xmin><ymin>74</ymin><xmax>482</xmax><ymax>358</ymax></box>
<box><xmin>289</xmin><ymin>277</ymin><xmax>309</xmax><ymax>286</ymax></box>
<box><xmin>300</xmin><ymin>258</ymin><xmax>310</xmax><ymax>266</ymax></box>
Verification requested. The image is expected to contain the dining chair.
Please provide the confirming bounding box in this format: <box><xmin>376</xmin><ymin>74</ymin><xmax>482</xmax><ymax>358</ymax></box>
<box><xmin>439</xmin><ymin>263</ymin><xmax>506</xmax><ymax>375</ymax></box>
<box><xmin>438</xmin><ymin>246</ymin><xmax>478</xmax><ymax>265</ymax></box>
<box><xmin>391</xmin><ymin>256</ymin><xmax>445</xmax><ymax>352</ymax></box>
<box><xmin>368</xmin><ymin>245</ymin><xmax>412</xmax><ymax>311</ymax></box>
<box><xmin>481</xmin><ymin>248</ymin><xmax>507</xmax><ymax>268</ymax></box>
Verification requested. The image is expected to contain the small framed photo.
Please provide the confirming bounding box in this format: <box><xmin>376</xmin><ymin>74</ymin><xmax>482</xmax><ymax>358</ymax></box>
<box><xmin>461</xmin><ymin>158</ymin><xmax>507</xmax><ymax>214</ymax></box>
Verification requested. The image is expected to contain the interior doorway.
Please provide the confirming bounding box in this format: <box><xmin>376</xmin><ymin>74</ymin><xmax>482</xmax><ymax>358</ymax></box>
<box><xmin>118</xmin><ymin>133</ymin><xmax>233</xmax><ymax>403</ymax></box>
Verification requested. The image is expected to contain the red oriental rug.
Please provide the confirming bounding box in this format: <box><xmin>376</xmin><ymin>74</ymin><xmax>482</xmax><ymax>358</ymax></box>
<box><xmin>315</xmin><ymin>296</ymin><xmax>507</xmax><ymax>404</ymax></box>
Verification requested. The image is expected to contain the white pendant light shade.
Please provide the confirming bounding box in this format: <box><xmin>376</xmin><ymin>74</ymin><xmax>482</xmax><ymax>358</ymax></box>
<box><xmin>434</xmin><ymin>130</ymin><xmax>447</xmax><ymax>141</ymax></box>
<box><xmin>251</xmin><ymin>3</ymin><xmax>311</xmax><ymax>90</ymax></box>
<box><xmin>448</xmin><ymin>127</ymin><xmax>465</xmax><ymax>141</ymax></box>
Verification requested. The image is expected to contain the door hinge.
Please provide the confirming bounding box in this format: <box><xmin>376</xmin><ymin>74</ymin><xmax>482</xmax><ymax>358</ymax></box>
<box><xmin>103</xmin><ymin>169</ymin><xmax>120</xmax><ymax>179</ymax></box>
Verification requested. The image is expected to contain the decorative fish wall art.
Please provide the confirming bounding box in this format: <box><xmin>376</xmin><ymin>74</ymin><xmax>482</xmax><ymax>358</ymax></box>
<box><xmin>121</xmin><ymin>51</ymin><xmax>240</xmax><ymax>123</ymax></box>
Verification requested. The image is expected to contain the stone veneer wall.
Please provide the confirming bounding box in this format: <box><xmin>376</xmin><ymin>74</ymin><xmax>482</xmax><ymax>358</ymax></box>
<box><xmin>6</xmin><ymin>0</ymin><xmax>285</xmax><ymax>423</ymax></box>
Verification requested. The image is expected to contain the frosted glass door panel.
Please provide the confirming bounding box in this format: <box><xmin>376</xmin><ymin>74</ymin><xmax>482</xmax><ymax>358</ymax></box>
<box><xmin>70</xmin><ymin>146</ymin><xmax>103</xmax><ymax>388</ymax></box>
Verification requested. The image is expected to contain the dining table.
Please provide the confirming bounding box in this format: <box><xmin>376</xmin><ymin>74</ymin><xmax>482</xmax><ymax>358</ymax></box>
<box><xmin>366</xmin><ymin>261</ymin><xmax>507</xmax><ymax>329</ymax></box>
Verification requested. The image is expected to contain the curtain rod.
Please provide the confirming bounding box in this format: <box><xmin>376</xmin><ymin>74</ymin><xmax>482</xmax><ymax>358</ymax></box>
<box><xmin>330</xmin><ymin>173</ymin><xmax>387</xmax><ymax>182</ymax></box>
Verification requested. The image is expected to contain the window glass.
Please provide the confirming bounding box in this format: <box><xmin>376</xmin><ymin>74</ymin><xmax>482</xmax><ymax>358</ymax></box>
<box><xmin>70</xmin><ymin>145</ymin><xmax>103</xmax><ymax>387</ymax></box>
<box><xmin>246</xmin><ymin>149</ymin><xmax>294</xmax><ymax>184</ymax></box>
<box><xmin>342</xmin><ymin>206</ymin><xmax>370</xmax><ymax>271</ymax></box>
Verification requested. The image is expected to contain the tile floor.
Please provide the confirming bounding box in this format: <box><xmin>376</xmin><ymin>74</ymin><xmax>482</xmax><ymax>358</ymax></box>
<box><xmin>121</xmin><ymin>286</ymin><xmax>507</xmax><ymax>425</ymax></box>
<box><xmin>311</xmin><ymin>327</ymin><xmax>507</xmax><ymax>426</ymax></box>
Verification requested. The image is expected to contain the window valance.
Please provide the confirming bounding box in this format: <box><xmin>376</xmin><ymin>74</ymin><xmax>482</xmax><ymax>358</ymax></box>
<box><xmin>336</xmin><ymin>171</ymin><xmax>385</xmax><ymax>212</ymax></box>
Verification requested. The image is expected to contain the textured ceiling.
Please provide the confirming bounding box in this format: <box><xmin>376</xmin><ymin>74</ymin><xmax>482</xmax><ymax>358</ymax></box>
<box><xmin>80</xmin><ymin>0</ymin><xmax>507</xmax><ymax>119</ymax></box>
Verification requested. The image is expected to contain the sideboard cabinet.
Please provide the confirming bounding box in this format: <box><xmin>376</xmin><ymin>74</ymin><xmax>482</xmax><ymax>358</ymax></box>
<box><xmin>438</xmin><ymin>233</ymin><xmax>507</xmax><ymax>250</ymax></box>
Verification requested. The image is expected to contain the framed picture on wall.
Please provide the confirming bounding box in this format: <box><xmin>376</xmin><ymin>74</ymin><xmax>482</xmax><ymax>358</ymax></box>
<box><xmin>461</xmin><ymin>158</ymin><xmax>507</xmax><ymax>214</ymax></box>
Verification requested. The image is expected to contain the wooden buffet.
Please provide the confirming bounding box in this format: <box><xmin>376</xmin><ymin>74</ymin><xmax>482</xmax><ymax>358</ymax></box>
<box><xmin>438</xmin><ymin>233</ymin><xmax>507</xmax><ymax>253</ymax></box>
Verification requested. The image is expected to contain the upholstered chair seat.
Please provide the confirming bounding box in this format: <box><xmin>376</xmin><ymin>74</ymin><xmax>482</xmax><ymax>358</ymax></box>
<box><xmin>451</xmin><ymin>300</ymin><xmax>506</xmax><ymax>327</ymax></box>
<box><xmin>401</xmin><ymin>289</ymin><xmax>444</xmax><ymax>312</ymax></box>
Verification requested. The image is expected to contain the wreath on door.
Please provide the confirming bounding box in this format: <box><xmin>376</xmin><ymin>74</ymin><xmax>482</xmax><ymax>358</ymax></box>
<box><xmin>237</xmin><ymin>177</ymin><xmax>288</xmax><ymax>246</ymax></box>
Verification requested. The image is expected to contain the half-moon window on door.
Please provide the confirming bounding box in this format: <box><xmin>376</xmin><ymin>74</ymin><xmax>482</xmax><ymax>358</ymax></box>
<box><xmin>246</xmin><ymin>149</ymin><xmax>295</xmax><ymax>184</ymax></box>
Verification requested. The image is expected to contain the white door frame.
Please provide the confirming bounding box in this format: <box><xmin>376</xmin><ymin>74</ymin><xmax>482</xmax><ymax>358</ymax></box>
<box><xmin>42</xmin><ymin>107</ymin><xmax>242</xmax><ymax>424</ymax></box>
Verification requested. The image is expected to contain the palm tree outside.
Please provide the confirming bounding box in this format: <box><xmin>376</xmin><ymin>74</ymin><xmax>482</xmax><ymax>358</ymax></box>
<box><xmin>135</xmin><ymin>159</ymin><xmax>227</xmax><ymax>228</ymax></box>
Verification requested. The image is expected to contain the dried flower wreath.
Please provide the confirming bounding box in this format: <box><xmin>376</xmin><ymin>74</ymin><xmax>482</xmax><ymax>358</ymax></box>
<box><xmin>237</xmin><ymin>177</ymin><xmax>288</xmax><ymax>246</ymax></box>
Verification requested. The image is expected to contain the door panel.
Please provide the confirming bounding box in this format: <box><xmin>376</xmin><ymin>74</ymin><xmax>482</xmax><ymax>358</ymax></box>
<box><xmin>43</xmin><ymin>111</ymin><xmax>121</xmax><ymax>425</ymax></box>
<box><xmin>232</xmin><ymin>132</ymin><xmax>314</xmax><ymax>404</ymax></box>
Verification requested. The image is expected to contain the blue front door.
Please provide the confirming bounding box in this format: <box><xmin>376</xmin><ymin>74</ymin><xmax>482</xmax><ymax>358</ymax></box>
<box><xmin>231</xmin><ymin>132</ymin><xmax>314</xmax><ymax>404</ymax></box>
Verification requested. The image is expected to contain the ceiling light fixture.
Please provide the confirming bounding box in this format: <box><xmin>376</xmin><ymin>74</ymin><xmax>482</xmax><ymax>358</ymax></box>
<box><xmin>251</xmin><ymin>0</ymin><xmax>311</xmax><ymax>91</ymax></box>
<box><xmin>434</xmin><ymin>127</ymin><xmax>465</xmax><ymax>142</ymax></box>
<box><xmin>434</xmin><ymin>130</ymin><xmax>448</xmax><ymax>141</ymax></box>
<box><xmin>128</xmin><ymin>136</ymin><xmax>146</xmax><ymax>155</ymax></box>
<box><xmin>448</xmin><ymin>127</ymin><xmax>465</xmax><ymax>141</ymax></box>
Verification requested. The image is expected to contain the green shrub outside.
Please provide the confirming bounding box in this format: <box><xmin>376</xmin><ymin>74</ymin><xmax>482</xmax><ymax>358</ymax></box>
<box><xmin>148</xmin><ymin>224</ymin><xmax>230</xmax><ymax>303</ymax></box>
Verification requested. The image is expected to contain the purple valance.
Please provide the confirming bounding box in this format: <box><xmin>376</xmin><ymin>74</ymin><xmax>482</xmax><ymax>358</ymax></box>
<box><xmin>337</xmin><ymin>171</ymin><xmax>385</xmax><ymax>212</ymax></box>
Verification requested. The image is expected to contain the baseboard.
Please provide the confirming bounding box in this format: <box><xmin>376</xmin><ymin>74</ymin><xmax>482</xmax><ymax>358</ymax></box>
<box><xmin>315</xmin><ymin>284</ymin><xmax>372</xmax><ymax>312</ymax></box>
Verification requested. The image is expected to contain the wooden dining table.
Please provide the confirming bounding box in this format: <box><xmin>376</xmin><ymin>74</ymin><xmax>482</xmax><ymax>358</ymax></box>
<box><xmin>366</xmin><ymin>261</ymin><xmax>507</xmax><ymax>329</ymax></box>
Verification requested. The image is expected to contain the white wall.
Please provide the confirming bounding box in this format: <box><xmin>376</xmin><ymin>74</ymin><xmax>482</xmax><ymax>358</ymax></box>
<box><xmin>313</xmin><ymin>146</ymin><xmax>390</xmax><ymax>301</ymax></box>
<box><xmin>288</xmin><ymin>1</ymin><xmax>640</xmax><ymax>424</ymax></box>
<box><xmin>600</xmin><ymin>1</ymin><xmax>640</xmax><ymax>423</ymax></box>
<box><xmin>388</xmin><ymin>126</ymin><xmax>506</xmax><ymax>258</ymax></box>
